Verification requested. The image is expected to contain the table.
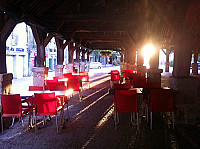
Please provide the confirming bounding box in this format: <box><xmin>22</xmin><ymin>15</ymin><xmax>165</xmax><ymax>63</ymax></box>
<box><xmin>20</xmin><ymin>90</ymin><xmax>73</xmax><ymax>128</ymax></box>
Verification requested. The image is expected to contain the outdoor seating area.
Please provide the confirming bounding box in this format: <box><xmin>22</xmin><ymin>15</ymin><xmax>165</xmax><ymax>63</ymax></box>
<box><xmin>0</xmin><ymin>71</ymin><xmax>199</xmax><ymax>148</ymax></box>
<box><xmin>0</xmin><ymin>71</ymin><xmax>91</xmax><ymax>133</ymax></box>
<box><xmin>110</xmin><ymin>69</ymin><xmax>175</xmax><ymax>131</ymax></box>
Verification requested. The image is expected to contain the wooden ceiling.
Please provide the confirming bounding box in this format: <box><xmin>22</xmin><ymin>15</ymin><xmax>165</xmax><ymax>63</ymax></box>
<box><xmin>0</xmin><ymin>0</ymin><xmax>199</xmax><ymax>51</ymax></box>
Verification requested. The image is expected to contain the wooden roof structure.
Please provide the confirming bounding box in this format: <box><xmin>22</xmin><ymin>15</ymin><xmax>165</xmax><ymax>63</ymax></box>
<box><xmin>0</xmin><ymin>0</ymin><xmax>200</xmax><ymax>76</ymax></box>
<box><xmin>1</xmin><ymin>0</ymin><xmax>199</xmax><ymax>50</ymax></box>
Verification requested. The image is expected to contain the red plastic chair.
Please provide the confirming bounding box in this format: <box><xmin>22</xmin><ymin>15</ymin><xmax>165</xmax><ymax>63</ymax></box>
<box><xmin>79</xmin><ymin>71</ymin><xmax>90</xmax><ymax>88</ymax></box>
<box><xmin>110</xmin><ymin>70</ymin><xmax>120</xmax><ymax>88</ymax></box>
<box><xmin>29</xmin><ymin>86</ymin><xmax>43</xmax><ymax>91</ymax></box>
<box><xmin>142</xmin><ymin>82</ymin><xmax>161</xmax><ymax>121</ymax></box>
<box><xmin>1</xmin><ymin>94</ymin><xmax>31</xmax><ymax>132</ymax></box>
<box><xmin>113</xmin><ymin>90</ymin><xmax>138</xmax><ymax>129</ymax></box>
<box><xmin>34</xmin><ymin>92</ymin><xmax>64</xmax><ymax>133</ymax></box>
<box><xmin>123</xmin><ymin>70</ymin><xmax>133</xmax><ymax>80</ymax></box>
<box><xmin>67</xmin><ymin>78</ymin><xmax>82</xmax><ymax>101</ymax></box>
<box><xmin>130</xmin><ymin>73</ymin><xmax>146</xmax><ymax>88</ymax></box>
<box><xmin>113</xmin><ymin>83</ymin><xmax>131</xmax><ymax>90</ymax></box>
<box><xmin>147</xmin><ymin>88</ymin><xmax>174</xmax><ymax>129</ymax></box>
<box><xmin>45</xmin><ymin>80</ymin><xmax>64</xmax><ymax>90</ymax></box>
<box><xmin>63</xmin><ymin>73</ymin><xmax>74</xmax><ymax>79</ymax></box>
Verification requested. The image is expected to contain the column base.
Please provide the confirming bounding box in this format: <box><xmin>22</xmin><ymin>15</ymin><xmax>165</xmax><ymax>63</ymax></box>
<box><xmin>169</xmin><ymin>76</ymin><xmax>200</xmax><ymax>125</ymax></box>
<box><xmin>80</xmin><ymin>62</ymin><xmax>86</xmax><ymax>72</ymax></box>
<box><xmin>66</xmin><ymin>63</ymin><xmax>74</xmax><ymax>73</ymax></box>
<box><xmin>137</xmin><ymin>65</ymin><xmax>146</xmax><ymax>76</ymax></box>
<box><xmin>192</xmin><ymin>63</ymin><xmax>198</xmax><ymax>75</ymax></box>
<box><xmin>0</xmin><ymin>73</ymin><xmax>13</xmax><ymax>94</ymax></box>
<box><xmin>32</xmin><ymin>67</ymin><xmax>48</xmax><ymax>86</ymax></box>
<box><xmin>55</xmin><ymin>65</ymin><xmax>64</xmax><ymax>77</ymax></box>
<box><xmin>147</xmin><ymin>68</ymin><xmax>163</xmax><ymax>83</ymax></box>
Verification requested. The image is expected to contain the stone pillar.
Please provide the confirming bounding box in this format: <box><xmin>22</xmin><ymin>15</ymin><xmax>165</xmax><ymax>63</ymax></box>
<box><xmin>85</xmin><ymin>62</ymin><xmax>90</xmax><ymax>72</ymax></box>
<box><xmin>80</xmin><ymin>62</ymin><xmax>86</xmax><ymax>72</ymax></box>
<box><xmin>55</xmin><ymin>65</ymin><xmax>64</xmax><ymax>77</ymax></box>
<box><xmin>147</xmin><ymin>48</ymin><xmax>163</xmax><ymax>82</ymax></box>
<box><xmin>169</xmin><ymin>76</ymin><xmax>200</xmax><ymax>124</ymax></box>
<box><xmin>192</xmin><ymin>50</ymin><xmax>199</xmax><ymax>75</ymax></box>
<box><xmin>165</xmin><ymin>49</ymin><xmax>170</xmax><ymax>72</ymax></box>
<box><xmin>0</xmin><ymin>73</ymin><xmax>13</xmax><ymax>95</ymax></box>
<box><xmin>192</xmin><ymin>63</ymin><xmax>198</xmax><ymax>75</ymax></box>
<box><xmin>32</xmin><ymin>67</ymin><xmax>48</xmax><ymax>86</ymax></box>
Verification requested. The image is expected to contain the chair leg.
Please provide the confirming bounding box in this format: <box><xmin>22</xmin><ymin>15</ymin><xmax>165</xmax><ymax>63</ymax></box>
<box><xmin>172</xmin><ymin>112</ymin><xmax>175</xmax><ymax>129</ymax></box>
<box><xmin>146</xmin><ymin>105</ymin><xmax>148</xmax><ymax>123</ymax></box>
<box><xmin>56</xmin><ymin>115</ymin><xmax>58</xmax><ymax>133</ymax></box>
<box><xmin>114</xmin><ymin>113</ymin><xmax>117</xmax><ymax>129</ymax></box>
<box><xmin>150</xmin><ymin>112</ymin><xmax>152</xmax><ymax>130</ymax></box>
<box><xmin>1</xmin><ymin>117</ymin><xmax>3</xmax><ymax>133</ymax></box>
<box><xmin>67</xmin><ymin>103</ymin><xmax>70</xmax><ymax>120</ymax></box>
<box><xmin>9</xmin><ymin>117</ymin><xmax>15</xmax><ymax>129</ymax></box>
<box><xmin>21</xmin><ymin>117</ymin><xmax>24</xmax><ymax>128</ymax></box>
<box><xmin>35</xmin><ymin>116</ymin><xmax>37</xmax><ymax>132</ymax></box>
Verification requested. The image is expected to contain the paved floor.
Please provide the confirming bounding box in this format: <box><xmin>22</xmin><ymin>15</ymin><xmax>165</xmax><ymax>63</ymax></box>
<box><xmin>0</xmin><ymin>69</ymin><xmax>200</xmax><ymax>149</ymax></box>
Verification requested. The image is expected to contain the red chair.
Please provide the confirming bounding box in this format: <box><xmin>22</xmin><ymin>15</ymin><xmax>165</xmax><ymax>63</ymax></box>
<box><xmin>130</xmin><ymin>73</ymin><xmax>146</xmax><ymax>88</ymax></box>
<box><xmin>113</xmin><ymin>83</ymin><xmax>131</xmax><ymax>90</ymax></box>
<box><xmin>113</xmin><ymin>90</ymin><xmax>138</xmax><ymax>129</ymax></box>
<box><xmin>1</xmin><ymin>94</ymin><xmax>31</xmax><ymax>133</ymax></box>
<box><xmin>67</xmin><ymin>78</ymin><xmax>82</xmax><ymax>101</ymax></box>
<box><xmin>142</xmin><ymin>82</ymin><xmax>161</xmax><ymax>121</ymax></box>
<box><xmin>64</xmin><ymin>73</ymin><xmax>74</xmax><ymax>79</ymax></box>
<box><xmin>79</xmin><ymin>71</ymin><xmax>90</xmax><ymax>88</ymax></box>
<box><xmin>29</xmin><ymin>86</ymin><xmax>43</xmax><ymax>91</ymax></box>
<box><xmin>147</xmin><ymin>88</ymin><xmax>174</xmax><ymax>129</ymax></box>
<box><xmin>34</xmin><ymin>92</ymin><xmax>64</xmax><ymax>133</ymax></box>
<box><xmin>123</xmin><ymin>70</ymin><xmax>133</xmax><ymax>81</ymax></box>
<box><xmin>45</xmin><ymin>80</ymin><xmax>64</xmax><ymax>90</ymax></box>
<box><xmin>110</xmin><ymin>70</ymin><xmax>120</xmax><ymax>88</ymax></box>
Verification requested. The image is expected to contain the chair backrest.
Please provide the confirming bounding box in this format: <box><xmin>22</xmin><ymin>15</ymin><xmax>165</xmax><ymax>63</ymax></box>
<box><xmin>113</xmin><ymin>83</ymin><xmax>131</xmax><ymax>90</ymax></box>
<box><xmin>45</xmin><ymin>80</ymin><xmax>62</xmax><ymax>90</ymax></box>
<box><xmin>1</xmin><ymin>94</ymin><xmax>22</xmax><ymax>117</ymax></box>
<box><xmin>29</xmin><ymin>86</ymin><xmax>43</xmax><ymax>91</ymax></box>
<box><xmin>111</xmin><ymin>70</ymin><xmax>120</xmax><ymax>81</ymax></box>
<box><xmin>131</xmin><ymin>75</ymin><xmax>146</xmax><ymax>88</ymax></box>
<box><xmin>123</xmin><ymin>70</ymin><xmax>133</xmax><ymax>80</ymax></box>
<box><xmin>67</xmin><ymin>78</ymin><xmax>80</xmax><ymax>91</ymax></box>
<box><xmin>114</xmin><ymin>90</ymin><xmax>137</xmax><ymax>113</ymax></box>
<box><xmin>144</xmin><ymin>82</ymin><xmax>161</xmax><ymax>89</ymax></box>
<box><xmin>150</xmin><ymin>88</ymin><xmax>173</xmax><ymax>112</ymax></box>
<box><xmin>64</xmin><ymin>73</ymin><xmax>74</xmax><ymax>79</ymax></box>
<box><xmin>34</xmin><ymin>92</ymin><xmax>57</xmax><ymax>115</ymax></box>
<box><xmin>53</xmin><ymin>76</ymin><xmax>64</xmax><ymax>81</ymax></box>
<box><xmin>79</xmin><ymin>71</ymin><xmax>89</xmax><ymax>82</ymax></box>
<box><xmin>49</xmin><ymin>85</ymin><xmax>67</xmax><ymax>91</ymax></box>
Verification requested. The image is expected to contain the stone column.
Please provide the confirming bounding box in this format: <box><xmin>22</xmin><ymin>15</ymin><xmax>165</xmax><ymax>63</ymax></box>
<box><xmin>137</xmin><ymin>49</ymin><xmax>146</xmax><ymax>76</ymax></box>
<box><xmin>192</xmin><ymin>50</ymin><xmax>199</xmax><ymax>75</ymax></box>
<box><xmin>55</xmin><ymin>65</ymin><xmax>64</xmax><ymax>77</ymax></box>
<box><xmin>147</xmin><ymin>48</ymin><xmax>163</xmax><ymax>83</ymax></box>
<box><xmin>32</xmin><ymin>67</ymin><xmax>48</xmax><ymax>86</ymax></box>
<box><xmin>165</xmin><ymin>49</ymin><xmax>170</xmax><ymax>72</ymax></box>
<box><xmin>0</xmin><ymin>73</ymin><xmax>13</xmax><ymax>95</ymax></box>
<box><xmin>67</xmin><ymin>42</ymin><xmax>74</xmax><ymax>73</ymax></box>
<box><xmin>80</xmin><ymin>62</ymin><xmax>86</xmax><ymax>72</ymax></box>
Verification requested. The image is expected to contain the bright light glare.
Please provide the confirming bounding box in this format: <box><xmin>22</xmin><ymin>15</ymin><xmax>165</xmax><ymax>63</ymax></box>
<box><xmin>142</xmin><ymin>44</ymin><xmax>155</xmax><ymax>68</ymax></box>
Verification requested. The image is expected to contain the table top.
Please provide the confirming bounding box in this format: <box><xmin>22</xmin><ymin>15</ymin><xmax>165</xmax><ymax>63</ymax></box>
<box><xmin>20</xmin><ymin>90</ymin><xmax>73</xmax><ymax>98</ymax></box>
